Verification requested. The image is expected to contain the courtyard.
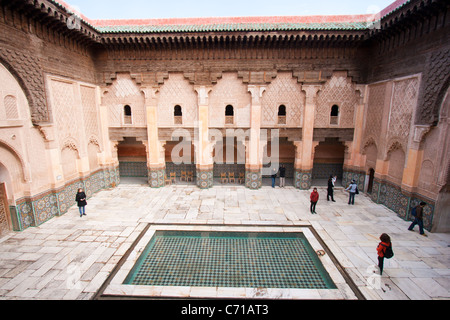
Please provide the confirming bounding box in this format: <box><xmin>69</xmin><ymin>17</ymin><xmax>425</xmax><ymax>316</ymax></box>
<box><xmin>0</xmin><ymin>182</ymin><xmax>448</xmax><ymax>301</ymax></box>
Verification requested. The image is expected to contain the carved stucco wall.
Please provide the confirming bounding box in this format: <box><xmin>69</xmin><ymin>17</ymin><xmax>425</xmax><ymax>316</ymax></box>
<box><xmin>209</xmin><ymin>73</ymin><xmax>250</xmax><ymax>128</ymax></box>
<box><xmin>0</xmin><ymin>62</ymin><xmax>49</xmax><ymax>196</ymax></box>
<box><xmin>261</xmin><ymin>72</ymin><xmax>304</xmax><ymax>127</ymax></box>
<box><xmin>363</xmin><ymin>82</ymin><xmax>387</xmax><ymax>155</ymax></box>
<box><xmin>47</xmin><ymin>75</ymin><xmax>103</xmax><ymax>181</ymax></box>
<box><xmin>158</xmin><ymin>73</ymin><xmax>198</xmax><ymax>127</ymax></box>
<box><xmin>363</xmin><ymin>75</ymin><xmax>420</xmax><ymax>162</ymax></box>
<box><xmin>315</xmin><ymin>72</ymin><xmax>359</xmax><ymax>128</ymax></box>
<box><xmin>103</xmin><ymin>73</ymin><xmax>146</xmax><ymax>127</ymax></box>
<box><xmin>386</xmin><ymin>76</ymin><xmax>420</xmax><ymax>157</ymax></box>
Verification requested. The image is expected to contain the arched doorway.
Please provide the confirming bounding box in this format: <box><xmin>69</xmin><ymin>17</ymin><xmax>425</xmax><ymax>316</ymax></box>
<box><xmin>165</xmin><ymin>140</ymin><xmax>196</xmax><ymax>185</ymax></box>
<box><xmin>312</xmin><ymin>138</ymin><xmax>345</xmax><ymax>186</ymax></box>
<box><xmin>117</xmin><ymin>137</ymin><xmax>148</xmax><ymax>184</ymax></box>
<box><xmin>262</xmin><ymin>138</ymin><xmax>295</xmax><ymax>187</ymax></box>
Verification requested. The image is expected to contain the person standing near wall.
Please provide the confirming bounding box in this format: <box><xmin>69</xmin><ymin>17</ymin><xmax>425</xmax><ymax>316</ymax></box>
<box><xmin>271</xmin><ymin>168</ymin><xmax>277</xmax><ymax>188</ymax></box>
<box><xmin>75</xmin><ymin>188</ymin><xmax>87</xmax><ymax>217</ymax></box>
<box><xmin>279</xmin><ymin>165</ymin><xmax>286</xmax><ymax>188</ymax></box>
<box><xmin>346</xmin><ymin>180</ymin><xmax>358</xmax><ymax>205</ymax></box>
<box><xmin>327</xmin><ymin>175</ymin><xmax>336</xmax><ymax>202</ymax></box>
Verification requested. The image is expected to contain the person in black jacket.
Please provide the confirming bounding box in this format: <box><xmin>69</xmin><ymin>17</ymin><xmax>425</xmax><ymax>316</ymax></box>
<box><xmin>75</xmin><ymin>188</ymin><xmax>87</xmax><ymax>217</ymax></box>
<box><xmin>327</xmin><ymin>175</ymin><xmax>336</xmax><ymax>202</ymax></box>
<box><xmin>279</xmin><ymin>165</ymin><xmax>286</xmax><ymax>188</ymax></box>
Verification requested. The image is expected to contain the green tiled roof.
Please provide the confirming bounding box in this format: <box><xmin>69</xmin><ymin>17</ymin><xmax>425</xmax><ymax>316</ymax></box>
<box><xmin>95</xmin><ymin>21</ymin><xmax>370</xmax><ymax>34</ymax></box>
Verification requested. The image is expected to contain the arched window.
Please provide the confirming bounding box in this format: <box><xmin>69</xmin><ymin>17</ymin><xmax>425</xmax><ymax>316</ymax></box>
<box><xmin>124</xmin><ymin>105</ymin><xmax>132</xmax><ymax>124</ymax></box>
<box><xmin>278</xmin><ymin>105</ymin><xmax>287</xmax><ymax>124</ymax></box>
<box><xmin>174</xmin><ymin>105</ymin><xmax>183</xmax><ymax>124</ymax></box>
<box><xmin>225</xmin><ymin>105</ymin><xmax>234</xmax><ymax>124</ymax></box>
<box><xmin>330</xmin><ymin>105</ymin><xmax>339</xmax><ymax>125</ymax></box>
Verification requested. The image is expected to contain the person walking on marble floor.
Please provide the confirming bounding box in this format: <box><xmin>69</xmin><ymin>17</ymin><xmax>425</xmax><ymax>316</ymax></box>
<box><xmin>408</xmin><ymin>202</ymin><xmax>428</xmax><ymax>237</ymax></box>
<box><xmin>75</xmin><ymin>188</ymin><xmax>87</xmax><ymax>218</ymax></box>
<box><xmin>310</xmin><ymin>188</ymin><xmax>319</xmax><ymax>214</ymax></box>
<box><xmin>376</xmin><ymin>233</ymin><xmax>392</xmax><ymax>276</ymax></box>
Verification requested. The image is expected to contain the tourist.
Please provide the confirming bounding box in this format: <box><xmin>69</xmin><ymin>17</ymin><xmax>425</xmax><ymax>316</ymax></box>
<box><xmin>376</xmin><ymin>233</ymin><xmax>392</xmax><ymax>275</ymax></box>
<box><xmin>346</xmin><ymin>180</ymin><xmax>358</xmax><ymax>205</ymax></box>
<box><xmin>271</xmin><ymin>168</ymin><xmax>277</xmax><ymax>188</ymax></box>
<box><xmin>408</xmin><ymin>202</ymin><xmax>428</xmax><ymax>237</ymax></box>
<box><xmin>310</xmin><ymin>187</ymin><xmax>319</xmax><ymax>214</ymax></box>
<box><xmin>327</xmin><ymin>175</ymin><xmax>336</xmax><ymax>202</ymax></box>
<box><xmin>279</xmin><ymin>165</ymin><xmax>286</xmax><ymax>188</ymax></box>
<box><xmin>75</xmin><ymin>188</ymin><xmax>87</xmax><ymax>217</ymax></box>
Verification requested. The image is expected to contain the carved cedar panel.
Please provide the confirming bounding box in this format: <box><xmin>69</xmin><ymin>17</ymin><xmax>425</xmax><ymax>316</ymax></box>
<box><xmin>315</xmin><ymin>73</ymin><xmax>358</xmax><ymax>128</ymax></box>
<box><xmin>209</xmin><ymin>73</ymin><xmax>250</xmax><ymax>127</ymax></box>
<box><xmin>0</xmin><ymin>48</ymin><xmax>47</xmax><ymax>123</ymax></box>
<box><xmin>261</xmin><ymin>72</ymin><xmax>304</xmax><ymax>127</ymax></box>
<box><xmin>157</xmin><ymin>73</ymin><xmax>197</xmax><ymax>127</ymax></box>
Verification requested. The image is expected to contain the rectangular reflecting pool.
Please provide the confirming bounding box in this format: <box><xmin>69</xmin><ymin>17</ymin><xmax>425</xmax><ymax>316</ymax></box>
<box><xmin>124</xmin><ymin>231</ymin><xmax>337</xmax><ymax>290</ymax></box>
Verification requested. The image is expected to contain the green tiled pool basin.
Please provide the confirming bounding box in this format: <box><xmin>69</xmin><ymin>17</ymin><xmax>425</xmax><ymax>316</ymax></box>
<box><xmin>124</xmin><ymin>231</ymin><xmax>336</xmax><ymax>289</ymax></box>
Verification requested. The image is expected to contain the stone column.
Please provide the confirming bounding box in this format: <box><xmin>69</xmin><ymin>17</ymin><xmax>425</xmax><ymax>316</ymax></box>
<box><xmin>343</xmin><ymin>85</ymin><xmax>368</xmax><ymax>190</ymax></box>
<box><xmin>98</xmin><ymin>88</ymin><xmax>120</xmax><ymax>188</ymax></box>
<box><xmin>194</xmin><ymin>86</ymin><xmax>214</xmax><ymax>189</ymax></box>
<box><xmin>294</xmin><ymin>85</ymin><xmax>321</xmax><ymax>190</ymax></box>
<box><xmin>97</xmin><ymin>87</ymin><xmax>115</xmax><ymax>167</ymax></box>
<box><xmin>141</xmin><ymin>87</ymin><xmax>166</xmax><ymax>188</ymax></box>
<box><xmin>402</xmin><ymin>125</ymin><xmax>431</xmax><ymax>190</ymax></box>
<box><xmin>245</xmin><ymin>85</ymin><xmax>266</xmax><ymax>189</ymax></box>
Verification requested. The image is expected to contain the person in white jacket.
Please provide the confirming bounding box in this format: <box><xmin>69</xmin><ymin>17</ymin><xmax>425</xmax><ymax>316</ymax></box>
<box><xmin>346</xmin><ymin>180</ymin><xmax>358</xmax><ymax>205</ymax></box>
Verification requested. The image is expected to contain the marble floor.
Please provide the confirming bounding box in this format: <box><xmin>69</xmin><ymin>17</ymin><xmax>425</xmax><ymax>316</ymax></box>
<box><xmin>0</xmin><ymin>183</ymin><xmax>448</xmax><ymax>300</ymax></box>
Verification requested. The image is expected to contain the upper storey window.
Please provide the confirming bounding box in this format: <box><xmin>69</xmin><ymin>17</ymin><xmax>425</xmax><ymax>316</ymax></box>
<box><xmin>278</xmin><ymin>105</ymin><xmax>286</xmax><ymax>125</ymax></box>
<box><xmin>124</xmin><ymin>105</ymin><xmax>132</xmax><ymax>125</ymax></box>
<box><xmin>174</xmin><ymin>105</ymin><xmax>183</xmax><ymax>125</ymax></box>
<box><xmin>225</xmin><ymin>105</ymin><xmax>234</xmax><ymax>125</ymax></box>
<box><xmin>330</xmin><ymin>105</ymin><xmax>339</xmax><ymax>125</ymax></box>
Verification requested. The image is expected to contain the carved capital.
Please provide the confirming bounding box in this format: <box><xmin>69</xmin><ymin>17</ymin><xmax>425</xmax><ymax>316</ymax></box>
<box><xmin>194</xmin><ymin>85</ymin><xmax>213</xmax><ymax>106</ymax></box>
<box><xmin>413</xmin><ymin>125</ymin><xmax>432</xmax><ymax>143</ymax></box>
<box><xmin>140</xmin><ymin>87</ymin><xmax>159</xmax><ymax>101</ymax></box>
<box><xmin>247</xmin><ymin>85</ymin><xmax>266</xmax><ymax>104</ymax></box>
<box><xmin>301</xmin><ymin>84</ymin><xmax>322</xmax><ymax>104</ymax></box>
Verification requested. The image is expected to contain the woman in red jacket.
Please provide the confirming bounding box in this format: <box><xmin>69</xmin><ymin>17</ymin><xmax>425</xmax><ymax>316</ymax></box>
<box><xmin>310</xmin><ymin>188</ymin><xmax>319</xmax><ymax>214</ymax></box>
<box><xmin>376</xmin><ymin>233</ymin><xmax>391</xmax><ymax>275</ymax></box>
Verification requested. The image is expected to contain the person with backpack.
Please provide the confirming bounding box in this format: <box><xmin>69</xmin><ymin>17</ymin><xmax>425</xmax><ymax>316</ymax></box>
<box><xmin>408</xmin><ymin>202</ymin><xmax>427</xmax><ymax>237</ymax></box>
<box><xmin>376</xmin><ymin>233</ymin><xmax>393</xmax><ymax>275</ymax></box>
